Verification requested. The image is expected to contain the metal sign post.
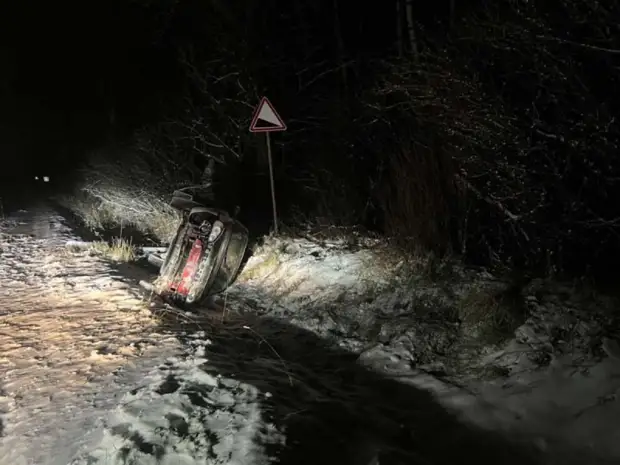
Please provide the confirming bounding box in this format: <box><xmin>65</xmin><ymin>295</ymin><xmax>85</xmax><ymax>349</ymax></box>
<box><xmin>264</xmin><ymin>132</ymin><xmax>279</xmax><ymax>235</ymax></box>
<box><xmin>249</xmin><ymin>96</ymin><xmax>287</xmax><ymax>235</ymax></box>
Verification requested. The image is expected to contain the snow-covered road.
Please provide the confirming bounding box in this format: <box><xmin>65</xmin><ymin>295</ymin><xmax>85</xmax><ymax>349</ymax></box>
<box><xmin>1</xmin><ymin>203</ymin><xmax>619</xmax><ymax>465</ymax></box>
<box><xmin>0</xmin><ymin>204</ymin><xmax>183</xmax><ymax>465</ymax></box>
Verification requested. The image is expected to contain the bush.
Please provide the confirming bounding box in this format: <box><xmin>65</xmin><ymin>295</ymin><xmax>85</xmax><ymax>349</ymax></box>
<box><xmin>349</xmin><ymin>2</ymin><xmax>620</xmax><ymax>281</ymax></box>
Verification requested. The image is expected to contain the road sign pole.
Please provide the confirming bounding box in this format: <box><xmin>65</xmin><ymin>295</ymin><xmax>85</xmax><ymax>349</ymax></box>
<box><xmin>249</xmin><ymin>96</ymin><xmax>286</xmax><ymax>236</ymax></box>
<box><xmin>265</xmin><ymin>132</ymin><xmax>279</xmax><ymax>235</ymax></box>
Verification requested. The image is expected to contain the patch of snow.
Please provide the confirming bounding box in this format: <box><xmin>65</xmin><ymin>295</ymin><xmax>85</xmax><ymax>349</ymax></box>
<box><xmin>71</xmin><ymin>343</ymin><xmax>284</xmax><ymax>465</ymax></box>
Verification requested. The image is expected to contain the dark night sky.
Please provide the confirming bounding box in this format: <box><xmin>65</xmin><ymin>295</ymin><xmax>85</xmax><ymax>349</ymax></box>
<box><xmin>0</xmin><ymin>1</ymin><xmax>181</xmax><ymax>179</ymax></box>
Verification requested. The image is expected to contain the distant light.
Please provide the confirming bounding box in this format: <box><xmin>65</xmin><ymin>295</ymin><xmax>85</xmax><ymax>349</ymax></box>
<box><xmin>43</xmin><ymin>176</ymin><xmax>50</xmax><ymax>182</ymax></box>
<box><xmin>34</xmin><ymin>176</ymin><xmax>39</xmax><ymax>180</ymax></box>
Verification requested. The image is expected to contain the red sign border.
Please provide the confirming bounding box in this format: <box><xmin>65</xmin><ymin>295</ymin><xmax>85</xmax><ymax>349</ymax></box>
<box><xmin>249</xmin><ymin>96</ymin><xmax>287</xmax><ymax>133</ymax></box>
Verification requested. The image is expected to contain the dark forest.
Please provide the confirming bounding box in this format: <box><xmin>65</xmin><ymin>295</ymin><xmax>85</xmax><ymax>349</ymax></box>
<box><xmin>1</xmin><ymin>0</ymin><xmax>620</xmax><ymax>283</ymax></box>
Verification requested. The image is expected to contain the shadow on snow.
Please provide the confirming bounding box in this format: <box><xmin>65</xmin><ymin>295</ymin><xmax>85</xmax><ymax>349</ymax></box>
<box><xmin>151</xmin><ymin>306</ymin><xmax>543</xmax><ymax>465</ymax></box>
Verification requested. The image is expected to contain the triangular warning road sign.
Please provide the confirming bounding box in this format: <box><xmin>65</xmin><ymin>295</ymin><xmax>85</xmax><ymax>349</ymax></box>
<box><xmin>249</xmin><ymin>97</ymin><xmax>287</xmax><ymax>132</ymax></box>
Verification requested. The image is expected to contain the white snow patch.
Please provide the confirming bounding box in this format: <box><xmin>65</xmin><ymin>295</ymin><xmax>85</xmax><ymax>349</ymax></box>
<box><xmin>70</xmin><ymin>344</ymin><xmax>285</xmax><ymax>465</ymax></box>
<box><xmin>237</xmin><ymin>237</ymin><xmax>392</xmax><ymax>303</ymax></box>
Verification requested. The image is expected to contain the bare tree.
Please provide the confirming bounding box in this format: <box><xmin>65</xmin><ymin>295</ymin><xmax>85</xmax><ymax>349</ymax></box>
<box><xmin>405</xmin><ymin>0</ymin><xmax>418</xmax><ymax>60</ymax></box>
<box><xmin>332</xmin><ymin>0</ymin><xmax>349</xmax><ymax>91</ymax></box>
<box><xmin>396</xmin><ymin>0</ymin><xmax>404</xmax><ymax>57</ymax></box>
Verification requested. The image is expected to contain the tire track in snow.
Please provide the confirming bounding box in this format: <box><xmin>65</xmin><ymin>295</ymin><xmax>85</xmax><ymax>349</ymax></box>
<box><xmin>0</xmin><ymin>206</ymin><xmax>180</xmax><ymax>465</ymax></box>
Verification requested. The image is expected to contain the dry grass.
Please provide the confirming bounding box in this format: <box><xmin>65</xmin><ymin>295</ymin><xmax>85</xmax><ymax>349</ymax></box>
<box><xmin>56</xmin><ymin>193</ymin><xmax>113</xmax><ymax>232</ymax></box>
<box><xmin>238</xmin><ymin>252</ymin><xmax>281</xmax><ymax>281</ymax></box>
<box><xmin>88</xmin><ymin>237</ymin><xmax>137</xmax><ymax>262</ymax></box>
<box><xmin>58</xmin><ymin>189</ymin><xmax>180</xmax><ymax>244</ymax></box>
<box><xmin>56</xmin><ymin>149</ymin><xmax>185</xmax><ymax>244</ymax></box>
<box><xmin>237</xmin><ymin>236</ymin><xmax>291</xmax><ymax>281</ymax></box>
<box><xmin>458</xmin><ymin>287</ymin><xmax>523</xmax><ymax>344</ymax></box>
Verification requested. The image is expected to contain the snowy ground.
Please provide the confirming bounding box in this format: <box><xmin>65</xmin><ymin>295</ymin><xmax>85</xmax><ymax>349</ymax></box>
<box><xmin>0</xmin><ymin>205</ymin><xmax>182</xmax><ymax>465</ymax></box>
<box><xmin>228</xmin><ymin>236</ymin><xmax>620</xmax><ymax>464</ymax></box>
<box><xmin>1</xmin><ymin>204</ymin><xmax>619</xmax><ymax>465</ymax></box>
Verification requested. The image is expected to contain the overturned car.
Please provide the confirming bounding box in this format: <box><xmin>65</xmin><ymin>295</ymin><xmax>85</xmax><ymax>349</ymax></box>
<box><xmin>148</xmin><ymin>185</ymin><xmax>249</xmax><ymax>307</ymax></box>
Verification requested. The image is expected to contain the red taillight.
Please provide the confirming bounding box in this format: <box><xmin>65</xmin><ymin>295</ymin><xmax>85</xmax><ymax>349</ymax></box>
<box><xmin>175</xmin><ymin>239</ymin><xmax>203</xmax><ymax>295</ymax></box>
